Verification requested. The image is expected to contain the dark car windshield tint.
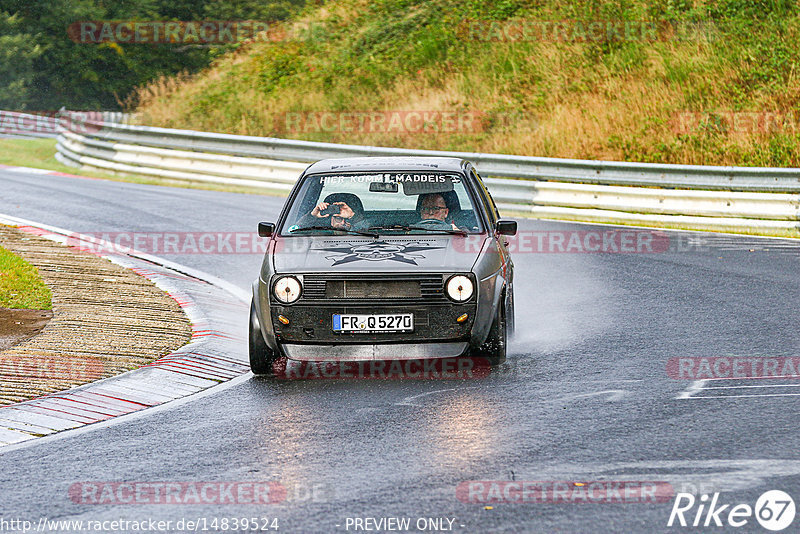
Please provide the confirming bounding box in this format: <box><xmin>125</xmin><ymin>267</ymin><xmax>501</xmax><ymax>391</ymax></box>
<box><xmin>280</xmin><ymin>172</ymin><xmax>485</xmax><ymax>236</ymax></box>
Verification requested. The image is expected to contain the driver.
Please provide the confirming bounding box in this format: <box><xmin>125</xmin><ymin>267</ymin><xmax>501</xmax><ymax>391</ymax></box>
<box><xmin>297</xmin><ymin>193</ymin><xmax>366</xmax><ymax>230</ymax></box>
<box><xmin>417</xmin><ymin>193</ymin><xmax>459</xmax><ymax>231</ymax></box>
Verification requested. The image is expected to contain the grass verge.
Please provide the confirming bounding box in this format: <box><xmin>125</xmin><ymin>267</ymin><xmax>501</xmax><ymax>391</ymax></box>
<box><xmin>0</xmin><ymin>242</ymin><xmax>52</xmax><ymax>309</ymax></box>
<box><xmin>132</xmin><ymin>0</ymin><xmax>800</xmax><ymax>168</ymax></box>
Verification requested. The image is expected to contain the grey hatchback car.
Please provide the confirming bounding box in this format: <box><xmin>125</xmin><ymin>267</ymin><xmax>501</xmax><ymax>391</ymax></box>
<box><xmin>250</xmin><ymin>156</ymin><xmax>516</xmax><ymax>375</ymax></box>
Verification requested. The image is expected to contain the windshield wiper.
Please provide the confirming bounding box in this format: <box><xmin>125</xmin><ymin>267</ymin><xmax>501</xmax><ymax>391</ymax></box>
<box><xmin>367</xmin><ymin>224</ymin><xmax>467</xmax><ymax>236</ymax></box>
<box><xmin>290</xmin><ymin>225</ymin><xmax>379</xmax><ymax>238</ymax></box>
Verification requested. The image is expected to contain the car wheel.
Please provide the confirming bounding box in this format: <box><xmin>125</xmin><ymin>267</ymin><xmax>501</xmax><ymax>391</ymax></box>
<box><xmin>473</xmin><ymin>295</ymin><xmax>507</xmax><ymax>366</ymax></box>
<box><xmin>249</xmin><ymin>300</ymin><xmax>280</xmax><ymax>375</ymax></box>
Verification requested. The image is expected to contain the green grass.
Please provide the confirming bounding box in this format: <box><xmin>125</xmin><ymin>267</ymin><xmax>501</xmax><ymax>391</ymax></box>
<box><xmin>0</xmin><ymin>138</ymin><xmax>72</xmax><ymax>171</ymax></box>
<box><xmin>0</xmin><ymin>244</ymin><xmax>52</xmax><ymax>309</ymax></box>
<box><xmin>132</xmin><ymin>0</ymin><xmax>800</xmax><ymax>167</ymax></box>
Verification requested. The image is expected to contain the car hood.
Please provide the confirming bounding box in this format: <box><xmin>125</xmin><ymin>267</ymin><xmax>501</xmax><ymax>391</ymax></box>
<box><xmin>272</xmin><ymin>235</ymin><xmax>486</xmax><ymax>273</ymax></box>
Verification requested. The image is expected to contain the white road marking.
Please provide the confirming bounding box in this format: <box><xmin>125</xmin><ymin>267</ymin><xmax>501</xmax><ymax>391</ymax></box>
<box><xmin>676</xmin><ymin>379</ymin><xmax>708</xmax><ymax>399</ymax></box>
<box><xmin>582</xmin><ymin>379</ymin><xmax>644</xmax><ymax>383</ymax></box>
<box><xmin>551</xmin><ymin>389</ymin><xmax>629</xmax><ymax>402</ymax></box>
<box><xmin>686</xmin><ymin>393</ymin><xmax>800</xmax><ymax>399</ymax></box>
<box><xmin>677</xmin><ymin>378</ymin><xmax>800</xmax><ymax>399</ymax></box>
<box><xmin>696</xmin><ymin>374</ymin><xmax>800</xmax><ymax>381</ymax></box>
<box><xmin>702</xmin><ymin>383</ymin><xmax>800</xmax><ymax>390</ymax></box>
<box><xmin>395</xmin><ymin>387</ymin><xmax>478</xmax><ymax>407</ymax></box>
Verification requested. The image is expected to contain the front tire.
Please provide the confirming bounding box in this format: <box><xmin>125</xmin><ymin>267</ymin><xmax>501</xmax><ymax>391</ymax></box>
<box><xmin>249</xmin><ymin>301</ymin><xmax>279</xmax><ymax>375</ymax></box>
<box><xmin>472</xmin><ymin>296</ymin><xmax>507</xmax><ymax>366</ymax></box>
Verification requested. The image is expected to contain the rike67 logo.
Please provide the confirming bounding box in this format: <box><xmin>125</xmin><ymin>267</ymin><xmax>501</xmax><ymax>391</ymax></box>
<box><xmin>668</xmin><ymin>490</ymin><xmax>796</xmax><ymax>531</ymax></box>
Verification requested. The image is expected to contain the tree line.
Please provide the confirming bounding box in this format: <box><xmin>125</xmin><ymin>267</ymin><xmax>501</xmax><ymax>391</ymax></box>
<box><xmin>0</xmin><ymin>0</ymin><xmax>307</xmax><ymax>111</ymax></box>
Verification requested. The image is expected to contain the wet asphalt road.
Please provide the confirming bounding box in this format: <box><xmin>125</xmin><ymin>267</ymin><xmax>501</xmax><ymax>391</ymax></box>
<box><xmin>0</xmin><ymin>170</ymin><xmax>799</xmax><ymax>533</ymax></box>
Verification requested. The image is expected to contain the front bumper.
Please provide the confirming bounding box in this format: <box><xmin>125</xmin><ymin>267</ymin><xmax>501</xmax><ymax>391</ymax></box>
<box><xmin>270</xmin><ymin>303</ymin><xmax>476</xmax><ymax>345</ymax></box>
<box><xmin>282</xmin><ymin>341</ymin><xmax>469</xmax><ymax>361</ymax></box>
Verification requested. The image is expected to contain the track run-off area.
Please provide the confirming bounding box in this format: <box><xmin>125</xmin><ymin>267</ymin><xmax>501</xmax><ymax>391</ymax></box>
<box><xmin>0</xmin><ymin>168</ymin><xmax>799</xmax><ymax>533</ymax></box>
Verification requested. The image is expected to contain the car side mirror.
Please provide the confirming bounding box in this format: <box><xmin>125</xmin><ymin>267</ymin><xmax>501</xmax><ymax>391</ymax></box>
<box><xmin>496</xmin><ymin>220</ymin><xmax>517</xmax><ymax>236</ymax></box>
<box><xmin>258</xmin><ymin>222</ymin><xmax>275</xmax><ymax>237</ymax></box>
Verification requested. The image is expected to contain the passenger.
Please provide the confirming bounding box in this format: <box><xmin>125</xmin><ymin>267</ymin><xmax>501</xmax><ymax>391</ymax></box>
<box><xmin>416</xmin><ymin>193</ymin><xmax>459</xmax><ymax>231</ymax></box>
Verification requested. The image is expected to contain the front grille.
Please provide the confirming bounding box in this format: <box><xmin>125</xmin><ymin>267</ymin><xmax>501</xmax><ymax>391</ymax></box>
<box><xmin>326</xmin><ymin>280</ymin><xmax>420</xmax><ymax>299</ymax></box>
<box><xmin>301</xmin><ymin>274</ymin><xmax>446</xmax><ymax>302</ymax></box>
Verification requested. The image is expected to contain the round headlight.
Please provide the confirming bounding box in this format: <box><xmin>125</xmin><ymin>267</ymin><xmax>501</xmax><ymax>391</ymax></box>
<box><xmin>273</xmin><ymin>276</ymin><xmax>302</xmax><ymax>303</ymax></box>
<box><xmin>446</xmin><ymin>275</ymin><xmax>474</xmax><ymax>302</ymax></box>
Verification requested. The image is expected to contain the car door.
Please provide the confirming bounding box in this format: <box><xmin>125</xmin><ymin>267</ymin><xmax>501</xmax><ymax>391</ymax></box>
<box><xmin>470</xmin><ymin>167</ymin><xmax>513</xmax><ymax>280</ymax></box>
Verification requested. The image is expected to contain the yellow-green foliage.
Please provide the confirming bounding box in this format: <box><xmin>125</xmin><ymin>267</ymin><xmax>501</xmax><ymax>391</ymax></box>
<box><xmin>0</xmin><ymin>244</ymin><xmax>52</xmax><ymax>310</ymax></box>
<box><xmin>133</xmin><ymin>0</ymin><xmax>800</xmax><ymax>166</ymax></box>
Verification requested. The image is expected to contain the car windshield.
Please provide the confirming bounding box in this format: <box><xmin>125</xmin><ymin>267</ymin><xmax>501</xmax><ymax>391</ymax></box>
<box><xmin>279</xmin><ymin>172</ymin><xmax>485</xmax><ymax>236</ymax></box>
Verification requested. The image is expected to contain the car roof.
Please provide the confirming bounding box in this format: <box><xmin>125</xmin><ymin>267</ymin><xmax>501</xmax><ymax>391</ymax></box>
<box><xmin>303</xmin><ymin>157</ymin><xmax>470</xmax><ymax>175</ymax></box>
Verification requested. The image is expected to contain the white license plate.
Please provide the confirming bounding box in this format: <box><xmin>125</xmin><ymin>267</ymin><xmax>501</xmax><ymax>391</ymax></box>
<box><xmin>332</xmin><ymin>313</ymin><xmax>413</xmax><ymax>333</ymax></box>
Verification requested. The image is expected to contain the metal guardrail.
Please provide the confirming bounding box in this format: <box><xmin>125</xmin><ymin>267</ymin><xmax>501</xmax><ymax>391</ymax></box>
<box><xmin>0</xmin><ymin>110</ymin><xmax>132</xmax><ymax>139</ymax></box>
<box><xmin>51</xmin><ymin>114</ymin><xmax>800</xmax><ymax>233</ymax></box>
<box><xmin>57</xmin><ymin>116</ymin><xmax>800</xmax><ymax>192</ymax></box>
<box><xmin>0</xmin><ymin>111</ymin><xmax>59</xmax><ymax>138</ymax></box>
